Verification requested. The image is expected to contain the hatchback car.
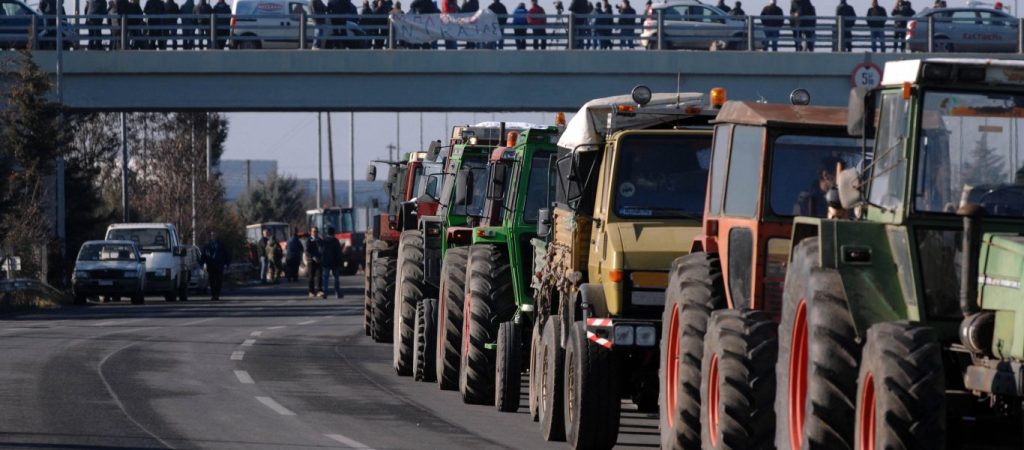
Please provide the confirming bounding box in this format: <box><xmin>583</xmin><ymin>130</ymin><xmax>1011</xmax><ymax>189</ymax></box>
<box><xmin>72</xmin><ymin>240</ymin><xmax>146</xmax><ymax>305</ymax></box>
<box><xmin>906</xmin><ymin>7</ymin><xmax>1018</xmax><ymax>52</ymax></box>
<box><xmin>640</xmin><ymin>0</ymin><xmax>763</xmax><ymax>50</ymax></box>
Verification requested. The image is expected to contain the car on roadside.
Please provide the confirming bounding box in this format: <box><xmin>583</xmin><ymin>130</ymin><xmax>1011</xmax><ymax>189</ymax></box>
<box><xmin>72</xmin><ymin>240</ymin><xmax>146</xmax><ymax>305</ymax></box>
<box><xmin>105</xmin><ymin>223</ymin><xmax>190</xmax><ymax>302</ymax></box>
<box><xmin>185</xmin><ymin>245</ymin><xmax>209</xmax><ymax>294</ymax></box>
<box><xmin>906</xmin><ymin>6</ymin><xmax>1018</xmax><ymax>52</ymax></box>
<box><xmin>640</xmin><ymin>0</ymin><xmax>763</xmax><ymax>50</ymax></box>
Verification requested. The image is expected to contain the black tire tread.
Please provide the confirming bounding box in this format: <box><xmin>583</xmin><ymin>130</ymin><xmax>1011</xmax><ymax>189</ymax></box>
<box><xmin>395</xmin><ymin>230</ymin><xmax>429</xmax><ymax>376</ymax></box>
<box><xmin>436</xmin><ymin>246</ymin><xmax>469</xmax><ymax>390</ymax></box>
<box><xmin>539</xmin><ymin>317</ymin><xmax>565</xmax><ymax>441</ymax></box>
<box><xmin>495</xmin><ymin>321</ymin><xmax>521</xmax><ymax>412</ymax></box>
<box><xmin>370</xmin><ymin>255</ymin><xmax>396</xmax><ymax>343</ymax></box>
<box><xmin>413</xmin><ymin>297</ymin><xmax>438</xmax><ymax>382</ymax></box>
<box><xmin>565</xmin><ymin>322</ymin><xmax>620</xmax><ymax>449</ymax></box>
<box><xmin>460</xmin><ymin>244</ymin><xmax>513</xmax><ymax>405</ymax></box>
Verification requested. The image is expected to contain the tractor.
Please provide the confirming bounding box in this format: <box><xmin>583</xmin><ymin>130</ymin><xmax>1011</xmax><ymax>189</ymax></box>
<box><xmin>770</xmin><ymin>58</ymin><xmax>1024</xmax><ymax>449</ymax></box>
<box><xmin>656</xmin><ymin>99</ymin><xmax>866</xmax><ymax>450</ymax></box>
<box><xmin>306</xmin><ymin>206</ymin><xmax>364</xmax><ymax>275</ymax></box>
<box><xmin>528</xmin><ymin>87</ymin><xmax>721</xmax><ymax>448</ymax></box>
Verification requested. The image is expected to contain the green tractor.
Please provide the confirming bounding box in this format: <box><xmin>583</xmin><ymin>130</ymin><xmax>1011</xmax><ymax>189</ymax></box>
<box><xmin>455</xmin><ymin>127</ymin><xmax>560</xmax><ymax>408</ymax></box>
<box><xmin>771</xmin><ymin>58</ymin><xmax>1024</xmax><ymax>449</ymax></box>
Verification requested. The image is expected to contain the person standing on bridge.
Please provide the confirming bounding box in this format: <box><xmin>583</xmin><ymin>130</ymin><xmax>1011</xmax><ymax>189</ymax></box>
<box><xmin>165</xmin><ymin>0</ymin><xmax>180</xmax><ymax>49</ymax></box>
<box><xmin>311</xmin><ymin>0</ymin><xmax>327</xmax><ymax>49</ymax></box>
<box><xmin>180</xmin><ymin>0</ymin><xmax>195</xmax><ymax>49</ymax></box>
<box><xmin>461</xmin><ymin>0</ymin><xmax>479</xmax><ymax>48</ymax></box>
<box><xmin>202</xmin><ymin>230</ymin><xmax>231</xmax><ymax>301</ymax></box>
<box><xmin>568</xmin><ymin>0</ymin><xmax>587</xmax><ymax>49</ymax></box>
<box><xmin>728</xmin><ymin>1</ymin><xmax>743</xmax><ymax>15</ymax></box>
<box><xmin>616</xmin><ymin>0</ymin><xmax>636</xmax><ymax>49</ymax></box>
<box><xmin>213</xmin><ymin>0</ymin><xmax>231</xmax><ymax>49</ymax></box>
<box><xmin>305</xmin><ymin>226</ymin><xmax>324</xmax><ymax>298</ymax></box>
<box><xmin>487</xmin><ymin>0</ymin><xmax>508</xmax><ymax>49</ymax></box>
<box><xmin>321</xmin><ymin>227</ymin><xmax>344</xmax><ymax>299</ymax></box>
<box><xmin>285</xmin><ymin>228</ymin><xmax>303</xmax><ymax>282</ymax></box>
<box><xmin>143</xmin><ymin>0</ymin><xmax>166</xmax><ymax>50</ymax></box>
<box><xmin>834</xmin><ymin>0</ymin><xmax>855</xmax><ymax>51</ymax></box>
<box><xmin>127</xmin><ymin>0</ymin><xmax>145</xmax><ymax>49</ymax></box>
<box><xmin>512</xmin><ymin>2</ymin><xmax>527</xmax><ymax>49</ymax></box>
<box><xmin>867</xmin><ymin>0</ymin><xmax>887</xmax><ymax>52</ymax></box>
<box><xmin>527</xmin><ymin>0</ymin><xmax>546</xmax><ymax>49</ymax></box>
<box><xmin>85</xmin><ymin>0</ymin><xmax>108</xmax><ymax>50</ymax></box>
<box><xmin>714</xmin><ymin>0</ymin><xmax>730</xmax><ymax>12</ymax></box>
<box><xmin>194</xmin><ymin>0</ymin><xmax>211</xmax><ymax>48</ymax></box>
<box><xmin>108</xmin><ymin>0</ymin><xmax>127</xmax><ymax>49</ymax></box>
<box><xmin>759</xmin><ymin>0</ymin><xmax>782</xmax><ymax>51</ymax></box>
<box><xmin>891</xmin><ymin>0</ymin><xmax>913</xmax><ymax>52</ymax></box>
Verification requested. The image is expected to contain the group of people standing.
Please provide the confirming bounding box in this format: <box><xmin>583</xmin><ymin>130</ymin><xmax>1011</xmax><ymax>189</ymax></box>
<box><xmin>752</xmin><ymin>0</ymin><xmax>917</xmax><ymax>52</ymax></box>
<box><xmin>80</xmin><ymin>0</ymin><xmax>232</xmax><ymax>50</ymax></box>
<box><xmin>254</xmin><ymin>227</ymin><xmax>345</xmax><ymax>299</ymax></box>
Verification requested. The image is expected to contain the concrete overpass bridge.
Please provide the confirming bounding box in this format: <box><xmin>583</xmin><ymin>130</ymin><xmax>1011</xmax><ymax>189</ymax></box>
<box><xmin>7</xmin><ymin>50</ymin><xmax>1023</xmax><ymax>111</ymax></box>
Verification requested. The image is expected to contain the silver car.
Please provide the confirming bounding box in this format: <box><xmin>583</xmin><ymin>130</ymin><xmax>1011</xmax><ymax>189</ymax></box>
<box><xmin>640</xmin><ymin>0</ymin><xmax>764</xmax><ymax>50</ymax></box>
<box><xmin>906</xmin><ymin>7</ymin><xmax>1018</xmax><ymax>53</ymax></box>
<box><xmin>72</xmin><ymin>240</ymin><xmax>146</xmax><ymax>305</ymax></box>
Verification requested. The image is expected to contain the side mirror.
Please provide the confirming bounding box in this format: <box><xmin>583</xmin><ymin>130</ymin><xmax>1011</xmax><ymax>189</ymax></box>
<box><xmin>537</xmin><ymin>208</ymin><xmax>552</xmax><ymax>237</ymax></box>
<box><xmin>366</xmin><ymin>164</ymin><xmax>377</xmax><ymax>182</ymax></box>
<box><xmin>847</xmin><ymin>87</ymin><xmax>877</xmax><ymax>138</ymax></box>
<box><xmin>426</xmin><ymin>140</ymin><xmax>442</xmax><ymax>162</ymax></box>
<box><xmin>837</xmin><ymin>167</ymin><xmax>863</xmax><ymax>209</ymax></box>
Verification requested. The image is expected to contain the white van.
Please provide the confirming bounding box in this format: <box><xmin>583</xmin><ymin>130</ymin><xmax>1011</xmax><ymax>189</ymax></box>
<box><xmin>105</xmin><ymin>223</ymin><xmax>190</xmax><ymax>302</ymax></box>
<box><xmin>230</xmin><ymin>0</ymin><xmax>310</xmax><ymax>49</ymax></box>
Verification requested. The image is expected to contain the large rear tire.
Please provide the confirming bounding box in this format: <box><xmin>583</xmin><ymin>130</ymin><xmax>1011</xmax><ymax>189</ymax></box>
<box><xmin>364</xmin><ymin>241</ymin><xmax>388</xmax><ymax>336</ymax></box>
<box><xmin>700</xmin><ymin>309</ymin><xmax>777</xmax><ymax>450</ymax></box>
<box><xmin>413</xmin><ymin>297</ymin><xmax>438</xmax><ymax>382</ymax></box>
<box><xmin>660</xmin><ymin>252</ymin><xmax>727</xmax><ymax>450</ymax></box>
<box><xmin>394</xmin><ymin>230</ymin><xmax>430</xmax><ymax>376</ymax></box>
<box><xmin>495</xmin><ymin>320</ymin><xmax>522</xmax><ymax>412</ymax></box>
<box><xmin>775</xmin><ymin>237</ymin><xmax>860</xmax><ymax>450</ymax></box>
<box><xmin>436</xmin><ymin>246</ymin><xmax>469</xmax><ymax>390</ymax></box>
<box><xmin>459</xmin><ymin>244</ymin><xmax>513</xmax><ymax>405</ymax></box>
<box><xmin>564</xmin><ymin>321</ymin><xmax>620</xmax><ymax>449</ymax></box>
<box><xmin>370</xmin><ymin>255</ymin><xmax>396</xmax><ymax>343</ymax></box>
<box><xmin>855</xmin><ymin>321</ymin><xmax>945</xmax><ymax>450</ymax></box>
<box><xmin>539</xmin><ymin>317</ymin><xmax>566</xmax><ymax>441</ymax></box>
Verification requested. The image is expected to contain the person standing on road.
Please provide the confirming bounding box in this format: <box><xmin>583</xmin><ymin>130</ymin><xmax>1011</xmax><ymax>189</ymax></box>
<box><xmin>867</xmin><ymin>0</ymin><xmax>887</xmax><ymax>52</ymax></box>
<box><xmin>891</xmin><ymin>0</ymin><xmax>913</xmax><ymax>52</ymax></box>
<box><xmin>85</xmin><ymin>0</ymin><xmax>108</xmax><ymax>50</ymax></box>
<box><xmin>305</xmin><ymin>226</ymin><xmax>324</xmax><ymax>298</ymax></box>
<box><xmin>759</xmin><ymin>0</ymin><xmax>782</xmax><ymax>51</ymax></box>
<box><xmin>194</xmin><ymin>0</ymin><xmax>211</xmax><ymax>49</ymax></box>
<box><xmin>285</xmin><ymin>228</ymin><xmax>303</xmax><ymax>282</ymax></box>
<box><xmin>202</xmin><ymin>230</ymin><xmax>231</xmax><ymax>301</ymax></box>
<box><xmin>487</xmin><ymin>0</ymin><xmax>508</xmax><ymax>49</ymax></box>
<box><xmin>265</xmin><ymin>234</ymin><xmax>283</xmax><ymax>284</ymax></box>
<box><xmin>321</xmin><ymin>227</ymin><xmax>344</xmax><ymax>299</ymax></box>
<box><xmin>526</xmin><ymin>0</ymin><xmax>546</xmax><ymax>49</ymax></box>
<box><xmin>258</xmin><ymin>229</ymin><xmax>270</xmax><ymax>284</ymax></box>
<box><xmin>512</xmin><ymin>2</ymin><xmax>527</xmax><ymax>49</ymax></box>
<box><xmin>213</xmin><ymin>0</ymin><xmax>231</xmax><ymax>49</ymax></box>
<box><xmin>835</xmin><ymin>0</ymin><xmax>855</xmax><ymax>51</ymax></box>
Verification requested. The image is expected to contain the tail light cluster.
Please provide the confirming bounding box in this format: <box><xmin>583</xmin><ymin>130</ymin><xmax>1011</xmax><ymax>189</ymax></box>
<box><xmin>906</xmin><ymin>20</ymin><xmax>917</xmax><ymax>39</ymax></box>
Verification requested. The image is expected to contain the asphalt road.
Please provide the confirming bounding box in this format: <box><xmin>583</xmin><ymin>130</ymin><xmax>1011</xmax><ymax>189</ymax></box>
<box><xmin>0</xmin><ymin>275</ymin><xmax>659</xmax><ymax>449</ymax></box>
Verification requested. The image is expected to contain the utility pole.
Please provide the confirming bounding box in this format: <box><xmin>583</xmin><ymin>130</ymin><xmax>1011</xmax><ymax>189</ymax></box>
<box><xmin>327</xmin><ymin>112</ymin><xmax>336</xmax><ymax>207</ymax></box>
<box><xmin>245</xmin><ymin>159</ymin><xmax>251</xmax><ymax>191</ymax></box>
<box><xmin>385</xmin><ymin>143</ymin><xmax>396</xmax><ymax>161</ymax></box>
<box><xmin>396</xmin><ymin>112</ymin><xmax>400</xmax><ymax>158</ymax></box>
<box><xmin>205</xmin><ymin>112</ymin><xmax>212</xmax><ymax>180</ymax></box>
<box><xmin>419</xmin><ymin>112</ymin><xmax>423</xmax><ymax>150</ymax></box>
<box><xmin>121</xmin><ymin>112</ymin><xmax>130</xmax><ymax>222</ymax></box>
<box><xmin>190</xmin><ymin>119</ymin><xmax>197</xmax><ymax>244</ymax></box>
<box><xmin>317</xmin><ymin>112</ymin><xmax>323</xmax><ymax>208</ymax></box>
<box><xmin>348</xmin><ymin>112</ymin><xmax>355</xmax><ymax>209</ymax></box>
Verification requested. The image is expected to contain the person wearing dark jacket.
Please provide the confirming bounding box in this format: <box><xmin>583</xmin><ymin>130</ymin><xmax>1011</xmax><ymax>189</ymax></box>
<box><xmin>85</xmin><ymin>0</ymin><xmax>108</xmax><ymax>50</ymax></box>
<box><xmin>461</xmin><ymin>0</ymin><xmax>479</xmax><ymax>47</ymax></box>
<box><xmin>180</xmin><ymin>0</ymin><xmax>194</xmax><ymax>49</ymax></box>
<box><xmin>568</xmin><ymin>0</ymin><xmax>587</xmax><ymax>48</ymax></box>
<box><xmin>212</xmin><ymin>0</ymin><xmax>230</xmax><ymax>48</ymax></box>
<box><xmin>867</xmin><ymin>0</ymin><xmax>887</xmax><ymax>52</ymax></box>
<box><xmin>487</xmin><ymin>0</ymin><xmax>508</xmax><ymax>49</ymax></box>
<box><xmin>835</xmin><ymin>0</ymin><xmax>855</xmax><ymax>51</ymax></box>
<box><xmin>305</xmin><ymin>227</ymin><xmax>324</xmax><ymax>298</ymax></box>
<box><xmin>127</xmin><ymin>0</ymin><xmax>145</xmax><ymax>48</ymax></box>
<box><xmin>311</xmin><ymin>0</ymin><xmax>327</xmax><ymax>48</ymax></box>
<box><xmin>728</xmin><ymin>1</ymin><xmax>744</xmax><ymax>15</ymax></box>
<box><xmin>285</xmin><ymin>229</ymin><xmax>303</xmax><ymax>282</ymax></box>
<box><xmin>760</xmin><ymin>0</ymin><xmax>782</xmax><ymax>51</ymax></box>
<box><xmin>321</xmin><ymin>227</ymin><xmax>344</xmax><ymax>299</ymax></box>
<box><xmin>714</xmin><ymin>0</ymin><xmax>730</xmax><ymax>12</ymax></box>
<box><xmin>790</xmin><ymin>0</ymin><xmax>815</xmax><ymax>51</ymax></box>
<box><xmin>108</xmin><ymin>0</ymin><xmax>129</xmax><ymax>49</ymax></box>
<box><xmin>257</xmin><ymin>230</ymin><xmax>270</xmax><ymax>284</ymax></box>
<box><xmin>201</xmin><ymin>230</ymin><xmax>231</xmax><ymax>301</ymax></box>
<box><xmin>194</xmin><ymin>0</ymin><xmax>212</xmax><ymax>48</ymax></box>
<box><xmin>143</xmin><ymin>0</ymin><xmax>165</xmax><ymax>49</ymax></box>
<box><xmin>617</xmin><ymin>0</ymin><xmax>635</xmax><ymax>48</ymax></box>
<box><xmin>165</xmin><ymin>0</ymin><xmax>180</xmax><ymax>48</ymax></box>
<box><xmin>891</xmin><ymin>0</ymin><xmax>914</xmax><ymax>52</ymax></box>
<box><xmin>38</xmin><ymin>0</ymin><xmax>65</xmax><ymax>50</ymax></box>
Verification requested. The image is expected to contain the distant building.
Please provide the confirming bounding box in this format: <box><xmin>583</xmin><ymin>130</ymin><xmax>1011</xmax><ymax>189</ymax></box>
<box><xmin>220</xmin><ymin>160</ymin><xmax>278</xmax><ymax>202</ymax></box>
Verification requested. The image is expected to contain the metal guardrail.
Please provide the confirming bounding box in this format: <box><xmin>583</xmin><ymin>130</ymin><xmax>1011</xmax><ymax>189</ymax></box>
<box><xmin>3</xmin><ymin>13</ymin><xmax>1023</xmax><ymax>53</ymax></box>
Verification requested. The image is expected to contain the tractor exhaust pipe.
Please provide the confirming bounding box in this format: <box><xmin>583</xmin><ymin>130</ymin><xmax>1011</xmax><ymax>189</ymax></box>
<box><xmin>958</xmin><ymin>204</ymin><xmax>983</xmax><ymax>317</ymax></box>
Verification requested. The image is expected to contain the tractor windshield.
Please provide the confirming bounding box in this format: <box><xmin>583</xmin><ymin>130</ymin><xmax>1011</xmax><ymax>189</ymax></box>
<box><xmin>768</xmin><ymin>134</ymin><xmax>864</xmax><ymax>217</ymax></box>
<box><xmin>448</xmin><ymin>155</ymin><xmax>488</xmax><ymax>217</ymax></box>
<box><xmin>915</xmin><ymin>90</ymin><xmax>1024</xmax><ymax>217</ymax></box>
<box><xmin>612</xmin><ymin>133</ymin><xmax>710</xmax><ymax>219</ymax></box>
<box><xmin>522</xmin><ymin>154</ymin><xmax>554</xmax><ymax>223</ymax></box>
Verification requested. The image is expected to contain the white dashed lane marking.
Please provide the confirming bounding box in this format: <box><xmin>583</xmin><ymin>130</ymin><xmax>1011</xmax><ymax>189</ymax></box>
<box><xmin>241</xmin><ymin>339</ymin><xmax>256</xmax><ymax>347</ymax></box>
<box><xmin>268</xmin><ymin>325</ymin><xmax>286</xmax><ymax>330</ymax></box>
<box><xmin>230</xmin><ymin>351</ymin><xmax>245</xmax><ymax>361</ymax></box>
<box><xmin>298</xmin><ymin>320</ymin><xmax>317</xmax><ymax>325</ymax></box>
<box><xmin>255</xmin><ymin>396</ymin><xmax>296</xmax><ymax>416</ymax></box>
<box><xmin>325</xmin><ymin>433</ymin><xmax>373</xmax><ymax>449</ymax></box>
<box><xmin>250</xmin><ymin>331</ymin><xmax>263</xmax><ymax>337</ymax></box>
<box><xmin>234</xmin><ymin>370</ymin><xmax>255</xmax><ymax>384</ymax></box>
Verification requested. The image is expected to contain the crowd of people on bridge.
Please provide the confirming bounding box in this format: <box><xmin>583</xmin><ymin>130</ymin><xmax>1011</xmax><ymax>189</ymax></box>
<box><xmin>36</xmin><ymin>0</ymin><xmax>937</xmax><ymax>52</ymax></box>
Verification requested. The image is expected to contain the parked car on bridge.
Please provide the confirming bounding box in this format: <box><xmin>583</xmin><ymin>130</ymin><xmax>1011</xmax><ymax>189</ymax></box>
<box><xmin>640</xmin><ymin>0</ymin><xmax>763</xmax><ymax>50</ymax></box>
<box><xmin>72</xmin><ymin>240</ymin><xmax>146</xmax><ymax>305</ymax></box>
<box><xmin>0</xmin><ymin>0</ymin><xmax>77</xmax><ymax>50</ymax></box>
<box><xmin>230</xmin><ymin>0</ymin><xmax>369</xmax><ymax>49</ymax></box>
<box><xmin>906</xmin><ymin>6</ymin><xmax>1018</xmax><ymax>52</ymax></box>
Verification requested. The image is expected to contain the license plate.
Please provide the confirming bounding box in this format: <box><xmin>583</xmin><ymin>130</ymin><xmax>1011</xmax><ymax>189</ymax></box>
<box><xmin>98</xmin><ymin>280</ymin><xmax>114</xmax><ymax>286</ymax></box>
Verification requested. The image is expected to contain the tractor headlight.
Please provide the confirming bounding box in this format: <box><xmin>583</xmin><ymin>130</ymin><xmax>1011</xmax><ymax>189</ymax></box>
<box><xmin>613</xmin><ymin>325</ymin><xmax>634</xmax><ymax>346</ymax></box>
<box><xmin>635</xmin><ymin>326</ymin><xmax>657</xmax><ymax>346</ymax></box>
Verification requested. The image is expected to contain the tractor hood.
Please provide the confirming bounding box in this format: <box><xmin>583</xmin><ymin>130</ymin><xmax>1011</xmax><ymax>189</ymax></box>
<box><xmin>606</xmin><ymin>221</ymin><xmax>701</xmax><ymax>270</ymax></box>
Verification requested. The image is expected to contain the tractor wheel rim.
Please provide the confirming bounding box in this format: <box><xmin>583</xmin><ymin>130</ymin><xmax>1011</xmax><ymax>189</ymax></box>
<box><xmin>665</xmin><ymin>304</ymin><xmax>681</xmax><ymax>429</ymax></box>
<box><xmin>708</xmin><ymin>352</ymin><xmax>720</xmax><ymax>447</ymax></box>
<box><xmin>859</xmin><ymin>372</ymin><xmax>876</xmax><ymax>450</ymax></box>
<box><xmin>788</xmin><ymin>299</ymin><xmax>808</xmax><ymax>450</ymax></box>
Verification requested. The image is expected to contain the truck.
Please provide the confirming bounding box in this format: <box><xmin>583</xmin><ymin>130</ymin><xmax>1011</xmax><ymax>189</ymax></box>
<box><xmin>105</xmin><ymin>222</ymin><xmax>190</xmax><ymax>302</ymax></box>
<box><xmin>769</xmin><ymin>58</ymin><xmax>1024</xmax><ymax>449</ymax></box>
<box><xmin>365</xmin><ymin>150</ymin><xmax>445</xmax><ymax>341</ymax></box>
<box><xmin>529</xmin><ymin>88</ymin><xmax>721</xmax><ymax>447</ymax></box>
<box><xmin>454</xmin><ymin>126</ymin><xmax>561</xmax><ymax>408</ymax></box>
<box><xmin>656</xmin><ymin>100</ymin><xmax>866</xmax><ymax>450</ymax></box>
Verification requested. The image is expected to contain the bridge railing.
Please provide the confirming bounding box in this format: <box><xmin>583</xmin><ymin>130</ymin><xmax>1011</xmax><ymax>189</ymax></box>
<box><xmin>4</xmin><ymin>13</ymin><xmax>1022</xmax><ymax>53</ymax></box>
